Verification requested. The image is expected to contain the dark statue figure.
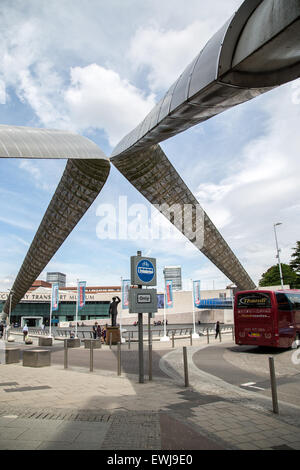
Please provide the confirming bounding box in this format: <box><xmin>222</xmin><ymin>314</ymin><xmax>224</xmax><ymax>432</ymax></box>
<box><xmin>109</xmin><ymin>296</ymin><xmax>121</xmax><ymax>327</ymax></box>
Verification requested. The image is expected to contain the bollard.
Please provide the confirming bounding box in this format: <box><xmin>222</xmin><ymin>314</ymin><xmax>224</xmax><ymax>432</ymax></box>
<box><xmin>109</xmin><ymin>333</ymin><xmax>112</xmax><ymax>349</ymax></box>
<box><xmin>138</xmin><ymin>312</ymin><xmax>144</xmax><ymax>384</ymax></box>
<box><xmin>207</xmin><ymin>328</ymin><xmax>210</xmax><ymax>344</ymax></box>
<box><xmin>148</xmin><ymin>343</ymin><xmax>153</xmax><ymax>381</ymax></box>
<box><xmin>219</xmin><ymin>329</ymin><xmax>222</xmax><ymax>342</ymax></box>
<box><xmin>90</xmin><ymin>340</ymin><xmax>94</xmax><ymax>372</ymax></box>
<box><xmin>183</xmin><ymin>346</ymin><xmax>189</xmax><ymax>387</ymax></box>
<box><xmin>148</xmin><ymin>314</ymin><xmax>152</xmax><ymax>381</ymax></box>
<box><xmin>269</xmin><ymin>357</ymin><xmax>279</xmax><ymax>414</ymax></box>
<box><xmin>117</xmin><ymin>342</ymin><xmax>121</xmax><ymax>376</ymax></box>
<box><xmin>128</xmin><ymin>333</ymin><xmax>131</xmax><ymax>350</ymax></box>
<box><xmin>64</xmin><ymin>339</ymin><xmax>68</xmax><ymax>369</ymax></box>
<box><xmin>190</xmin><ymin>332</ymin><xmax>192</xmax><ymax>346</ymax></box>
<box><xmin>232</xmin><ymin>326</ymin><xmax>235</xmax><ymax>341</ymax></box>
<box><xmin>172</xmin><ymin>332</ymin><xmax>175</xmax><ymax>348</ymax></box>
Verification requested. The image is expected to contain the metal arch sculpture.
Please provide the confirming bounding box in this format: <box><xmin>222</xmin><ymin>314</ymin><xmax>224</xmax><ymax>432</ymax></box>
<box><xmin>0</xmin><ymin>126</ymin><xmax>110</xmax><ymax>318</ymax></box>
<box><xmin>1</xmin><ymin>0</ymin><xmax>300</xmax><ymax>318</ymax></box>
<box><xmin>111</xmin><ymin>0</ymin><xmax>300</xmax><ymax>290</ymax></box>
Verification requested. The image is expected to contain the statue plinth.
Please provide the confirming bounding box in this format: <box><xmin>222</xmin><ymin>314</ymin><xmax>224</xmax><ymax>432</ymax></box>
<box><xmin>106</xmin><ymin>326</ymin><xmax>120</xmax><ymax>345</ymax></box>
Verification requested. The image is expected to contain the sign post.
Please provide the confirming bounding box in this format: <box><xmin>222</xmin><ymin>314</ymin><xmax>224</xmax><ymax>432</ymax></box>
<box><xmin>129</xmin><ymin>251</ymin><xmax>157</xmax><ymax>384</ymax></box>
<box><xmin>192</xmin><ymin>280</ymin><xmax>200</xmax><ymax>338</ymax></box>
<box><xmin>50</xmin><ymin>283</ymin><xmax>59</xmax><ymax>338</ymax></box>
<box><xmin>161</xmin><ymin>280</ymin><xmax>172</xmax><ymax>342</ymax></box>
<box><xmin>76</xmin><ymin>280</ymin><xmax>86</xmax><ymax>338</ymax></box>
<box><xmin>121</xmin><ymin>278</ymin><xmax>130</xmax><ymax>344</ymax></box>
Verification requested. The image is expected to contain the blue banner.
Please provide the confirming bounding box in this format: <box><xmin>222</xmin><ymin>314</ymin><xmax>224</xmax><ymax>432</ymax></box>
<box><xmin>193</xmin><ymin>280</ymin><xmax>201</xmax><ymax>307</ymax></box>
<box><xmin>77</xmin><ymin>281</ymin><xmax>86</xmax><ymax>310</ymax></box>
<box><xmin>51</xmin><ymin>283</ymin><xmax>59</xmax><ymax>312</ymax></box>
<box><xmin>122</xmin><ymin>279</ymin><xmax>130</xmax><ymax>309</ymax></box>
<box><xmin>165</xmin><ymin>280</ymin><xmax>173</xmax><ymax>309</ymax></box>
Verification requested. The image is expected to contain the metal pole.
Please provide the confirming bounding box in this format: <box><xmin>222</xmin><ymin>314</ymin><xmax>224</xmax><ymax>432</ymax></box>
<box><xmin>190</xmin><ymin>331</ymin><xmax>192</xmax><ymax>346</ymax></box>
<box><xmin>148</xmin><ymin>313</ymin><xmax>152</xmax><ymax>381</ymax></box>
<box><xmin>273</xmin><ymin>223</ymin><xmax>284</xmax><ymax>289</ymax></box>
<box><xmin>183</xmin><ymin>346</ymin><xmax>189</xmax><ymax>387</ymax></box>
<box><xmin>219</xmin><ymin>328</ymin><xmax>222</xmax><ymax>342</ymax></box>
<box><xmin>128</xmin><ymin>332</ymin><xmax>131</xmax><ymax>350</ymax></box>
<box><xmin>109</xmin><ymin>333</ymin><xmax>112</xmax><ymax>349</ymax></box>
<box><xmin>64</xmin><ymin>339</ymin><xmax>68</xmax><ymax>369</ymax></box>
<box><xmin>138</xmin><ymin>312</ymin><xmax>144</xmax><ymax>383</ymax></box>
<box><xmin>8</xmin><ymin>290</ymin><xmax>14</xmax><ymax>327</ymax></box>
<box><xmin>207</xmin><ymin>328</ymin><xmax>210</xmax><ymax>344</ymax></box>
<box><xmin>90</xmin><ymin>340</ymin><xmax>94</xmax><ymax>372</ymax></box>
<box><xmin>75</xmin><ymin>279</ymin><xmax>79</xmax><ymax>338</ymax></box>
<box><xmin>117</xmin><ymin>342</ymin><xmax>121</xmax><ymax>376</ymax></box>
<box><xmin>172</xmin><ymin>332</ymin><xmax>175</xmax><ymax>348</ymax></box>
<box><xmin>269</xmin><ymin>357</ymin><xmax>279</xmax><ymax>414</ymax></box>
<box><xmin>49</xmin><ymin>285</ymin><xmax>53</xmax><ymax>338</ymax></box>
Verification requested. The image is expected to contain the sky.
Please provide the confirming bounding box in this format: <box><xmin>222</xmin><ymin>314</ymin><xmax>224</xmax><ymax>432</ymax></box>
<box><xmin>0</xmin><ymin>0</ymin><xmax>299</xmax><ymax>293</ymax></box>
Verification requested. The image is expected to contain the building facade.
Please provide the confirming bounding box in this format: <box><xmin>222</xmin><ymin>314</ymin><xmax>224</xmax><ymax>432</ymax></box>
<box><xmin>46</xmin><ymin>272</ymin><xmax>66</xmax><ymax>288</ymax></box>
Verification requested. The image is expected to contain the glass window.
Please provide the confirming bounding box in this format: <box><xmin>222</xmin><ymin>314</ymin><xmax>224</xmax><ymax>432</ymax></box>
<box><xmin>285</xmin><ymin>293</ymin><xmax>300</xmax><ymax>311</ymax></box>
<box><xmin>276</xmin><ymin>293</ymin><xmax>291</xmax><ymax>311</ymax></box>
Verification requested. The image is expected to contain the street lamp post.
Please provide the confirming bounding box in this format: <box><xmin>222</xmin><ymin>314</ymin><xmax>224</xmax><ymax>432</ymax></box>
<box><xmin>273</xmin><ymin>223</ymin><xmax>284</xmax><ymax>289</ymax></box>
<box><xmin>8</xmin><ymin>289</ymin><xmax>14</xmax><ymax>326</ymax></box>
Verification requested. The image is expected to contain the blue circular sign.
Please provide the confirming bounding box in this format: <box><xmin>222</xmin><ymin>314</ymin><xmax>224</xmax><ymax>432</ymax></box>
<box><xmin>136</xmin><ymin>259</ymin><xmax>155</xmax><ymax>283</ymax></box>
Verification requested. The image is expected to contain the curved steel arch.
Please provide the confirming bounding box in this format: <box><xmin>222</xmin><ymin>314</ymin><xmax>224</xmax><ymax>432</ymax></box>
<box><xmin>1</xmin><ymin>127</ymin><xmax>110</xmax><ymax>319</ymax></box>
<box><xmin>2</xmin><ymin>0</ymin><xmax>300</xmax><ymax>317</ymax></box>
<box><xmin>112</xmin><ymin>0</ymin><xmax>300</xmax><ymax>158</ymax></box>
<box><xmin>111</xmin><ymin>0</ymin><xmax>300</xmax><ymax>290</ymax></box>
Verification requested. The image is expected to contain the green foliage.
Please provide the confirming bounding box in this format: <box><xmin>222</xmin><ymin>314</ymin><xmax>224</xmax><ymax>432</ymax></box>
<box><xmin>290</xmin><ymin>241</ymin><xmax>300</xmax><ymax>275</ymax></box>
<box><xmin>259</xmin><ymin>263</ymin><xmax>300</xmax><ymax>288</ymax></box>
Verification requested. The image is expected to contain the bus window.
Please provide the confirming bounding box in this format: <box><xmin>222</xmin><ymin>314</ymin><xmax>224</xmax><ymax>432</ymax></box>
<box><xmin>276</xmin><ymin>293</ymin><xmax>292</xmax><ymax>311</ymax></box>
<box><xmin>286</xmin><ymin>293</ymin><xmax>300</xmax><ymax>311</ymax></box>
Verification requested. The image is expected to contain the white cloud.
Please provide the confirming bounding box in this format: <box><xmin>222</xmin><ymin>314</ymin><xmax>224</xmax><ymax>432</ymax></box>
<box><xmin>195</xmin><ymin>82</ymin><xmax>300</xmax><ymax>284</ymax></box>
<box><xmin>18</xmin><ymin>160</ymin><xmax>63</xmax><ymax>192</ymax></box>
<box><xmin>64</xmin><ymin>64</ymin><xmax>156</xmax><ymax>146</ymax></box>
<box><xmin>128</xmin><ymin>21</ymin><xmax>214</xmax><ymax>92</ymax></box>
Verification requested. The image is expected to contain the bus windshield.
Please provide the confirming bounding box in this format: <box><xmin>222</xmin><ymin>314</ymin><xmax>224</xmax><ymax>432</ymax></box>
<box><xmin>237</xmin><ymin>292</ymin><xmax>271</xmax><ymax>308</ymax></box>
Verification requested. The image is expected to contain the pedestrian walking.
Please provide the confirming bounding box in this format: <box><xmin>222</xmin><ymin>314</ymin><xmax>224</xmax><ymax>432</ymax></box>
<box><xmin>97</xmin><ymin>324</ymin><xmax>102</xmax><ymax>339</ymax></box>
<box><xmin>0</xmin><ymin>323</ymin><xmax>4</xmax><ymax>339</ymax></box>
<box><xmin>22</xmin><ymin>324</ymin><xmax>29</xmax><ymax>342</ymax></box>
<box><xmin>92</xmin><ymin>322</ymin><xmax>98</xmax><ymax>339</ymax></box>
<box><xmin>215</xmin><ymin>321</ymin><xmax>220</xmax><ymax>339</ymax></box>
<box><xmin>102</xmin><ymin>327</ymin><xmax>107</xmax><ymax>343</ymax></box>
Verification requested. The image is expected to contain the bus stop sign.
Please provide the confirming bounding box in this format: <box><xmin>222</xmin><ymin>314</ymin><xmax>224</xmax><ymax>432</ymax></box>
<box><xmin>131</xmin><ymin>256</ymin><xmax>157</xmax><ymax>286</ymax></box>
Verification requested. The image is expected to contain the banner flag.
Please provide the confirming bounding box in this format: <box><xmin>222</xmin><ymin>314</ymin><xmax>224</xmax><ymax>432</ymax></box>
<box><xmin>51</xmin><ymin>283</ymin><xmax>59</xmax><ymax>312</ymax></box>
<box><xmin>122</xmin><ymin>279</ymin><xmax>130</xmax><ymax>309</ymax></box>
<box><xmin>165</xmin><ymin>279</ymin><xmax>173</xmax><ymax>309</ymax></box>
<box><xmin>193</xmin><ymin>280</ymin><xmax>201</xmax><ymax>307</ymax></box>
<box><xmin>77</xmin><ymin>281</ymin><xmax>86</xmax><ymax>310</ymax></box>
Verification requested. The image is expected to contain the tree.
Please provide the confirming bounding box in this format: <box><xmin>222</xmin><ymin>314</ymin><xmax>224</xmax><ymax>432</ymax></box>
<box><xmin>259</xmin><ymin>263</ymin><xmax>299</xmax><ymax>288</ymax></box>
<box><xmin>290</xmin><ymin>241</ymin><xmax>300</xmax><ymax>276</ymax></box>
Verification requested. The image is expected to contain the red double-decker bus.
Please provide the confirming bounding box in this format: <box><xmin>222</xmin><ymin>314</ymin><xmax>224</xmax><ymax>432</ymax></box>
<box><xmin>234</xmin><ymin>290</ymin><xmax>300</xmax><ymax>348</ymax></box>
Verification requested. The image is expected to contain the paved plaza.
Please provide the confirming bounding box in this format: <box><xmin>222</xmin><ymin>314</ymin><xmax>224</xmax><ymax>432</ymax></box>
<box><xmin>0</xmin><ymin>333</ymin><xmax>300</xmax><ymax>451</ymax></box>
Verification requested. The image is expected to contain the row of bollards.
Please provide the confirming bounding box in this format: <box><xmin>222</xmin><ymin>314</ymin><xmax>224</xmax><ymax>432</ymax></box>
<box><xmin>181</xmin><ymin>345</ymin><xmax>280</xmax><ymax>414</ymax></box>
<box><xmin>63</xmin><ymin>332</ymin><xmax>279</xmax><ymax>414</ymax></box>
<box><xmin>63</xmin><ymin>338</ymin><xmax>122</xmax><ymax>376</ymax></box>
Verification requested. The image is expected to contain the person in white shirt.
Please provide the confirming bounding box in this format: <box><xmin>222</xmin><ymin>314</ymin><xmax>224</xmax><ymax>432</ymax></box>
<box><xmin>22</xmin><ymin>324</ymin><xmax>29</xmax><ymax>342</ymax></box>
